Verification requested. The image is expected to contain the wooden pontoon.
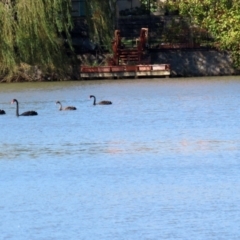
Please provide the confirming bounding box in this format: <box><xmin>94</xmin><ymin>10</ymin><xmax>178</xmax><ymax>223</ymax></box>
<box><xmin>80</xmin><ymin>64</ymin><xmax>170</xmax><ymax>79</ymax></box>
<box><xmin>80</xmin><ymin>28</ymin><xmax>170</xmax><ymax>79</ymax></box>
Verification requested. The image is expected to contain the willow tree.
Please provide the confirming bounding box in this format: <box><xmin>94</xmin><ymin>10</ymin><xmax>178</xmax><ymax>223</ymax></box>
<box><xmin>167</xmin><ymin>0</ymin><xmax>240</xmax><ymax>68</ymax></box>
<box><xmin>0</xmin><ymin>0</ymin><xmax>73</xmax><ymax>81</ymax></box>
<box><xmin>85</xmin><ymin>0</ymin><xmax>116</xmax><ymax>51</ymax></box>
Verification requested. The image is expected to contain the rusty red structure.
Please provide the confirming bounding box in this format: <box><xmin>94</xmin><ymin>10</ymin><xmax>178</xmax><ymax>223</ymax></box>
<box><xmin>110</xmin><ymin>27</ymin><xmax>150</xmax><ymax>66</ymax></box>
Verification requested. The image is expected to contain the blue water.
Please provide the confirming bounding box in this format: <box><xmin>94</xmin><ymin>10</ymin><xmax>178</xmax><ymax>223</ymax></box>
<box><xmin>0</xmin><ymin>77</ymin><xmax>240</xmax><ymax>239</ymax></box>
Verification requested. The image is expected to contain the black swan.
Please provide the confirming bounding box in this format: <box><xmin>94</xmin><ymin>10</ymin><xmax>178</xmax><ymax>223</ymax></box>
<box><xmin>11</xmin><ymin>99</ymin><xmax>38</xmax><ymax>116</ymax></box>
<box><xmin>0</xmin><ymin>109</ymin><xmax>6</xmax><ymax>115</ymax></box>
<box><xmin>56</xmin><ymin>101</ymin><xmax>77</xmax><ymax>110</ymax></box>
<box><xmin>90</xmin><ymin>95</ymin><xmax>112</xmax><ymax>105</ymax></box>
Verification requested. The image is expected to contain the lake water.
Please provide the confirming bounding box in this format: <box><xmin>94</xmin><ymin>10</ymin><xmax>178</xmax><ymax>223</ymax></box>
<box><xmin>1</xmin><ymin>76</ymin><xmax>240</xmax><ymax>239</ymax></box>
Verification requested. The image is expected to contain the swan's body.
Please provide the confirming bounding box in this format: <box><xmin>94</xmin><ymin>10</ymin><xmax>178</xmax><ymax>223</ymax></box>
<box><xmin>56</xmin><ymin>101</ymin><xmax>77</xmax><ymax>111</ymax></box>
<box><xmin>11</xmin><ymin>99</ymin><xmax>38</xmax><ymax>116</ymax></box>
<box><xmin>0</xmin><ymin>109</ymin><xmax>6</xmax><ymax>115</ymax></box>
<box><xmin>90</xmin><ymin>95</ymin><xmax>112</xmax><ymax>105</ymax></box>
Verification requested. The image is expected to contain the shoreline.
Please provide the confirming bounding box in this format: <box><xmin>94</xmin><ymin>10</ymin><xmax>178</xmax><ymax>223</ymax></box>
<box><xmin>1</xmin><ymin>49</ymin><xmax>240</xmax><ymax>82</ymax></box>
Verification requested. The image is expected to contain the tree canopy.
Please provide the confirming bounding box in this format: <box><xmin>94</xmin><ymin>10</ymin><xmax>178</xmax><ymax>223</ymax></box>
<box><xmin>167</xmin><ymin>0</ymin><xmax>240</xmax><ymax>68</ymax></box>
<box><xmin>0</xmin><ymin>0</ymin><xmax>73</xmax><ymax>81</ymax></box>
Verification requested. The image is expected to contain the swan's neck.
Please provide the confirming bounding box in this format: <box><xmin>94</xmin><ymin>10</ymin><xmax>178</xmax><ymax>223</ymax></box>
<box><xmin>92</xmin><ymin>96</ymin><xmax>96</xmax><ymax>105</ymax></box>
<box><xmin>15</xmin><ymin>101</ymin><xmax>19</xmax><ymax>116</ymax></box>
<box><xmin>57</xmin><ymin>102</ymin><xmax>62</xmax><ymax>110</ymax></box>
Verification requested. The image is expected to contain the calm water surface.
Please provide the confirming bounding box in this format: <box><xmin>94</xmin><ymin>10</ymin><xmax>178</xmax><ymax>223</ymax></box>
<box><xmin>1</xmin><ymin>76</ymin><xmax>240</xmax><ymax>239</ymax></box>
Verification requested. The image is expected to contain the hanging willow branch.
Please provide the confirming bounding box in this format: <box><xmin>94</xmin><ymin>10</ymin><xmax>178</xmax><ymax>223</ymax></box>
<box><xmin>85</xmin><ymin>0</ymin><xmax>116</xmax><ymax>51</ymax></box>
<box><xmin>0</xmin><ymin>0</ymin><xmax>73</xmax><ymax>80</ymax></box>
<box><xmin>0</xmin><ymin>1</ymin><xmax>16</xmax><ymax>73</ymax></box>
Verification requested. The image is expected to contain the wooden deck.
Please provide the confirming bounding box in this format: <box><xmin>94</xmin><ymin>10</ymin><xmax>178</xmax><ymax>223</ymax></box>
<box><xmin>80</xmin><ymin>64</ymin><xmax>170</xmax><ymax>79</ymax></box>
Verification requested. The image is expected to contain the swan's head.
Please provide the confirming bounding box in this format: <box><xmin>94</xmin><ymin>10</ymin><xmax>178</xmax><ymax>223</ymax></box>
<box><xmin>11</xmin><ymin>99</ymin><xmax>17</xmax><ymax>104</ymax></box>
<box><xmin>56</xmin><ymin>101</ymin><xmax>60</xmax><ymax>104</ymax></box>
<box><xmin>89</xmin><ymin>95</ymin><xmax>94</xmax><ymax>99</ymax></box>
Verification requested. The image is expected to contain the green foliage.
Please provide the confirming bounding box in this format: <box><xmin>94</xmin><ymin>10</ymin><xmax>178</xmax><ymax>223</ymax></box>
<box><xmin>168</xmin><ymin>0</ymin><xmax>240</xmax><ymax>68</ymax></box>
<box><xmin>0</xmin><ymin>1</ymin><xmax>17</xmax><ymax>73</ymax></box>
<box><xmin>140</xmin><ymin>0</ymin><xmax>158</xmax><ymax>13</ymax></box>
<box><xmin>0</xmin><ymin>0</ymin><xmax>73</xmax><ymax>81</ymax></box>
<box><xmin>85</xmin><ymin>0</ymin><xmax>116</xmax><ymax>51</ymax></box>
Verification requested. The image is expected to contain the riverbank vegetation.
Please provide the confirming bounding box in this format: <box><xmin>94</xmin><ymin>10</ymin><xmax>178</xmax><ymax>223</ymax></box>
<box><xmin>0</xmin><ymin>0</ymin><xmax>116</xmax><ymax>82</ymax></box>
<box><xmin>166</xmin><ymin>0</ymin><xmax>240</xmax><ymax>68</ymax></box>
<box><xmin>0</xmin><ymin>0</ymin><xmax>73</xmax><ymax>82</ymax></box>
<box><xmin>1</xmin><ymin>0</ymin><xmax>240</xmax><ymax>82</ymax></box>
<box><xmin>85</xmin><ymin>0</ymin><xmax>115</xmax><ymax>51</ymax></box>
